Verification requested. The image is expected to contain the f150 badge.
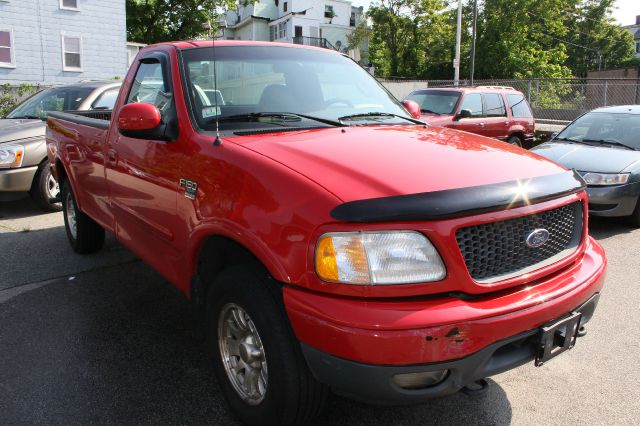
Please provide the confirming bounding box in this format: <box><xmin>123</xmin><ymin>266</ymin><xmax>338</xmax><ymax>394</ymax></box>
<box><xmin>179</xmin><ymin>179</ymin><xmax>198</xmax><ymax>200</ymax></box>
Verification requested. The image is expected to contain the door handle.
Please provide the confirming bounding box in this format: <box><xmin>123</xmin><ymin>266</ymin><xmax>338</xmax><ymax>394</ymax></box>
<box><xmin>478</xmin><ymin>122</ymin><xmax>485</xmax><ymax>127</ymax></box>
<box><xmin>107</xmin><ymin>149</ymin><xmax>118</xmax><ymax>164</ymax></box>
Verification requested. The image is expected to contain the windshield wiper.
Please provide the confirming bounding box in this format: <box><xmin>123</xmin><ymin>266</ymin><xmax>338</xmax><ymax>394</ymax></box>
<box><xmin>211</xmin><ymin>112</ymin><xmax>343</xmax><ymax>127</ymax></box>
<box><xmin>580</xmin><ymin>139</ymin><xmax>635</xmax><ymax>150</ymax></box>
<box><xmin>338</xmin><ymin>112</ymin><xmax>424</xmax><ymax>125</ymax></box>
<box><xmin>421</xmin><ymin>109</ymin><xmax>439</xmax><ymax>115</ymax></box>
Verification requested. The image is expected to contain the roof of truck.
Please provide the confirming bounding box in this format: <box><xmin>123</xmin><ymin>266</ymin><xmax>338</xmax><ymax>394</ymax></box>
<box><xmin>143</xmin><ymin>40</ymin><xmax>342</xmax><ymax>54</ymax></box>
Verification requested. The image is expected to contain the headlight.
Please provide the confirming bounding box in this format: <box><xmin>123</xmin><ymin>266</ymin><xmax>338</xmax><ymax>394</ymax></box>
<box><xmin>581</xmin><ymin>172</ymin><xmax>630</xmax><ymax>186</ymax></box>
<box><xmin>0</xmin><ymin>145</ymin><xmax>25</xmax><ymax>168</ymax></box>
<box><xmin>315</xmin><ymin>231</ymin><xmax>446</xmax><ymax>285</ymax></box>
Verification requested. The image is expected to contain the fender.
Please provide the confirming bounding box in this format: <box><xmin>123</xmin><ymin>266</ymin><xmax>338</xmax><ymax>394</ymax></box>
<box><xmin>187</xmin><ymin>219</ymin><xmax>293</xmax><ymax>291</ymax></box>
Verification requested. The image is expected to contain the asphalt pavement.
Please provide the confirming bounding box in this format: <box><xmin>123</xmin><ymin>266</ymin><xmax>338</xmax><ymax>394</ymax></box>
<box><xmin>1</xmin><ymin>197</ymin><xmax>639</xmax><ymax>425</ymax></box>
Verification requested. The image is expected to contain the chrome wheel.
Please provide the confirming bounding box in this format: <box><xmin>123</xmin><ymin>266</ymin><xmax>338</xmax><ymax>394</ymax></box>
<box><xmin>218</xmin><ymin>303</ymin><xmax>268</xmax><ymax>405</ymax></box>
<box><xmin>46</xmin><ymin>171</ymin><xmax>60</xmax><ymax>200</ymax></box>
<box><xmin>65</xmin><ymin>191</ymin><xmax>77</xmax><ymax>239</ymax></box>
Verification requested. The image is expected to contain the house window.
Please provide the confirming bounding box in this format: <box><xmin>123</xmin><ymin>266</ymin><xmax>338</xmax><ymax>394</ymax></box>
<box><xmin>0</xmin><ymin>29</ymin><xmax>15</xmax><ymax>68</ymax></box>
<box><xmin>269</xmin><ymin>25</ymin><xmax>276</xmax><ymax>41</ymax></box>
<box><xmin>283</xmin><ymin>2</ymin><xmax>287</xmax><ymax>12</ymax></box>
<box><xmin>62</xmin><ymin>35</ymin><xmax>82</xmax><ymax>71</ymax></box>
<box><xmin>278</xmin><ymin>22</ymin><xmax>286</xmax><ymax>39</ymax></box>
<box><xmin>325</xmin><ymin>5</ymin><xmax>334</xmax><ymax>18</ymax></box>
<box><xmin>350</xmin><ymin>12</ymin><xmax>356</xmax><ymax>26</ymax></box>
<box><xmin>60</xmin><ymin>0</ymin><xmax>79</xmax><ymax>10</ymax></box>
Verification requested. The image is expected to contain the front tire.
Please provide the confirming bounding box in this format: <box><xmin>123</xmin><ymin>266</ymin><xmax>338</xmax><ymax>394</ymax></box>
<box><xmin>31</xmin><ymin>161</ymin><xmax>61</xmax><ymax>211</ymax></box>
<box><xmin>61</xmin><ymin>180</ymin><xmax>105</xmax><ymax>253</ymax></box>
<box><xmin>206</xmin><ymin>267</ymin><xmax>327</xmax><ymax>425</ymax></box>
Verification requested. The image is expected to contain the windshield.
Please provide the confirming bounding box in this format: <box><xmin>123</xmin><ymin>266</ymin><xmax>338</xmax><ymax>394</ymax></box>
<box><xmin>6</xmin><ymin>86</ymin><xmax>95</xmax><ymax>119</ymax></box>
<box><xmin>556</xmin><ymin>112</ymin><xmax>640</xmax><ymax>150</ymax></box>
<box><xmin>180</xmin><ymin>46</ymin><xmax>411</xmax><ymax>131</ymax></box>
<box><xmin>405</xmin><ymin>90</ymin><xmax>461</xmax><ymax>115</ymax></box>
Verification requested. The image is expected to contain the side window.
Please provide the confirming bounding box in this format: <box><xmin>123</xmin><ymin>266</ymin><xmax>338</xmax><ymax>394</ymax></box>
<box><xmin>507</xmin><ymin>94</ymin><xmax>533</xmax><ymax>118</ymax></box>
<box><xmin>91</xmin><ymin>88</ymin><xmax>120</xmax><ymax>110</ymax></box>
<box><xmin>459</xmin><ymin>93</ymin><xmax>483</xmax><ymax>117</ymax></box>
<box><xmin>483</xmin><ymin>93</ymin><xmax>506</xmax><ymax>117</ymax></box>
<box><xmin>127</xmin><ymin>61</ymin><xmax>171</xmax><ymax>112</ymax></box>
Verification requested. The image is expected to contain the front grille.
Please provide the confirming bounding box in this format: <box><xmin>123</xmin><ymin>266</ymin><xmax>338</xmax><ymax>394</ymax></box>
<box><xmin>456</xmin><ymin>202</ymin><xmax>583</xmax><ymax>283</ymax></box>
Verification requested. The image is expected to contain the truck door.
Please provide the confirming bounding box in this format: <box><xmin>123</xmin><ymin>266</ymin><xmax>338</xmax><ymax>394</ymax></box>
<box><xmin>450</xmin><ymin>93</ymin><xmax>485</xmax><ymax>134</ymax></box>
<box><xmin>105</xmin><ymin>51</ymin><xmax>186</xmax><ymax>285</ymax></box>
<box><xmin>481</xmin><ymin>92</ymin><xmax>509</xmax><ymax>139</ymax></box>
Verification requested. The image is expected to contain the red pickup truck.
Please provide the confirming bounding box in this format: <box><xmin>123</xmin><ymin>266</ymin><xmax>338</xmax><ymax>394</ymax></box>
<box><xmin>47</xmin><ymin>41</ymin><xmax>606</xmax><ymax>425</ymax></box>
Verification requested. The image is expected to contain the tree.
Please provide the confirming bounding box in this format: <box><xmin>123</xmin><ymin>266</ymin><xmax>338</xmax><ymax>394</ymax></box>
<box><xmin>474</xmin><ymin>0</ymin><xmax>575</xmax><ymax>79</ymax></box>
<box><xmin>368</xmin><ymin>0</ymin><xmax>454</xmax><ymax>78</ymax></box>
<box><xmin>126</xmin><ymin>0</ymin><xmax>237</xmax><ymax>44</ymax></box>
<box><xmin>563</xmin><ymin>0</ymin><xmax>636</xmax><ymax>76</ymax></box>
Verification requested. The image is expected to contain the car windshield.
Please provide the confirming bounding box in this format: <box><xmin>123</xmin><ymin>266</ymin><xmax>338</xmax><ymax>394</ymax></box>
<box><xmin>556</xmin><ymin>111</ymin><xmax>640</xmax><ymax>150</ymax></box>
<box><xmin>405</xmin><ymin>90</ymin><xmax>461</xmax><ymax>115</ymax></box>
<box><xmin>180</xmin><ymin>46</ymin><xmax>412</xmax><ymax>131</ymax></box>
<box><xmin>6</xmin><ymin>86</ymin><xmax>95</xmax><ymax>120</ymax></box>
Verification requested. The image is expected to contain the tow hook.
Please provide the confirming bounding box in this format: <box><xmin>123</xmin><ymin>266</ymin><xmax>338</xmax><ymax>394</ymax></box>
<box><xmin>461</xmin><ymin>378</ymin><xmax>489</xmax><ymax>397</ymax></box>
<box><xmin>577</xmin><ymin>326</ymin><xmax>587</xmax><ymax>337</ymax></box>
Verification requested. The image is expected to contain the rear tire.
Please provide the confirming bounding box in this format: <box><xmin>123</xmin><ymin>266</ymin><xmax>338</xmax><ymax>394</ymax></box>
<box><xmin>61</xmin><ymin>180</ymin><xmax>105</xmax><ymax>254</ymax></box>
<box><xmin>205</xmin><ymin>266</ymin><xmax>327</xmax><ymax>426</ymax></box>
<box><xmin>507</xmin><ymin>135</ymin><xmax>523</xmax><ymax>147</ymax></box>
<box><xmin>31</xmin><ymin>161</ymin><xmax>61</xmax><ymax>211</ymax></box>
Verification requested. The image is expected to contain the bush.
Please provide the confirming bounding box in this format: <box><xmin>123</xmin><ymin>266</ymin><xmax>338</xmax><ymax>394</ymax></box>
<box><xmin>0</xmin><ymin>83</ymin><xmax>37</xmax><ymax>118</ymax></box>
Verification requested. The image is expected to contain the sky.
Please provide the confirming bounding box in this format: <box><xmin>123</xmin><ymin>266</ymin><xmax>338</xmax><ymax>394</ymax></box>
<box><xmin>350</xmin><ymin>0</ymin><xmax>639</xmax><ymax>27</ymax></box>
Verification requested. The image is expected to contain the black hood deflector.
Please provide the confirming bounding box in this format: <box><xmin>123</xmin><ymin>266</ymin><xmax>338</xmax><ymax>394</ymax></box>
<box><xmin>330</xmin><ymin>170</ymin><xmax>586</xmax><ymax>223</ymax></box>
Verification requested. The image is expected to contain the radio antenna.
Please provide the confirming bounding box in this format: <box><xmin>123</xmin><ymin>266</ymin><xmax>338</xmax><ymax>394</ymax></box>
<box><xmin>210</xmin><ymin>4</ymin><xmax>222</xmax><ymax>146</ymax></box>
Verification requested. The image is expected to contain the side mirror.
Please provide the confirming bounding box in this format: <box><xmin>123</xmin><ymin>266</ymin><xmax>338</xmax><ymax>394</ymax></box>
<box><xmin>455</xmin><ymin>109</ymin><xmax>472</xmax><ymax>121</ymax></box>
<box><xmin>117</xmin><ymin>102</ymin><xmax>162</xmax><ymax>138</ymax></box>
<box><xmin>402</xmin><ymin>100</ymin><xmax>422</xmax><ymax>120</ymax></box>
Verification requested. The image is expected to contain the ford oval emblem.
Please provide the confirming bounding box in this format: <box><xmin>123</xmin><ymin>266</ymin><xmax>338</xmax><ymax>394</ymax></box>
<box><xmin>526</xmin><ymin>229</ymin><xmax>550</xmax><ymax>248</ymax></box>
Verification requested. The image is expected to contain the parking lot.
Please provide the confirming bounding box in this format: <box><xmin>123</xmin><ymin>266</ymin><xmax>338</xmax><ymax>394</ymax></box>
<box><xmin>1</xmin><ymin>197</ymin><xmax>639</xmax><ymax>425</ymax></box>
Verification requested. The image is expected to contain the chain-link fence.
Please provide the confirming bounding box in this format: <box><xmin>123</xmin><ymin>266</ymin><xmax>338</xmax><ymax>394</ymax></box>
<box><xmin>380</xmin><ymin>78</ymin><xmax>640</xmax><ymax>123</ymax></box>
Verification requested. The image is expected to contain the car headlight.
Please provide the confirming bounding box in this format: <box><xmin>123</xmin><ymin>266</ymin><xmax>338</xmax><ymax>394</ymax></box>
<box><xmin>315</xmin><ymin>231</ymin><xmax>446</xmax><ymax>285</ymax></box>
<box><xmin>581</xmin><ymin>172</ymin><xmax>630</xmax><ymax>186</ymax></box>
<box><xmin>0</xmin><ymin>145</ymin><xmax>25</xmax><ymax>168</ymax></box>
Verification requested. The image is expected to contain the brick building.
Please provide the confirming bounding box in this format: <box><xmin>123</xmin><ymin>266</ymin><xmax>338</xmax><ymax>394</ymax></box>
<box><xmin>0</xmin><ymin>0</ymin><xmax>128</xmax><ymax>84</ymax></box>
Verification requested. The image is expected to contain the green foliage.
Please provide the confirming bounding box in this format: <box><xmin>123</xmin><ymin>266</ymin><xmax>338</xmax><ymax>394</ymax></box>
<box><xmin>0</xmin><ymin>83</ymin><xmax>37</xmax><ymax>119</ymax></box>
<box><xmin>126</xmin><ymin>0</ymin><xmax>239</xmax><ymax>44</ymax></box>
<box><xmin>367</xmin><ymin>0</ymin><xmax>637</xmax><ymax>79</ymax></box>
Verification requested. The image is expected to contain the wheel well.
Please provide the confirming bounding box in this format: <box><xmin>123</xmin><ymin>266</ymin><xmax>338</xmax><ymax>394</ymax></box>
<box><xmin>55</xmin><ymin>158</ymin><xmax>68</xmax><ymax>188</ymax></box>
<box><xmin>509</xmin><ymin>132</ymin><xmax>524</xmax><ymax>141</ymax></box>
<box><xmin>193</xmin><ymin>236</ymin><xmax>271</xmax><ymax>305</ymax></box>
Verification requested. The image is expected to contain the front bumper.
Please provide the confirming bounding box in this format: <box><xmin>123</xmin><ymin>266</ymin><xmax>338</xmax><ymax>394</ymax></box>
<box><xmin>0</xmin><ymin>166</ymin><xmax>37</xmax><ymax>192</ymax></box>
<box><xmin>587</xmin><ymin>181</ymin><xmax>640</xmax><ymax>217</ymax></box>
<box><xmin>302</xmin><ymin>293</ymin><xmax>599</xmax><ymax>404</ymax></box>
<box><xmin>284</xmin><ymin>236</ymin><xmax>606</xmax><ymax>402</ymax></box>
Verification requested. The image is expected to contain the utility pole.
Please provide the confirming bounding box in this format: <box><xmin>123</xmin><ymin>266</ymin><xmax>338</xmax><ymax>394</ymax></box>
<box><xmin>470</xmin><ymin>0</ymin><xmax>478</xmax><ymax>85</ymax></box>
<box><xmin>454</xmin><ymin>0</ymin><xmax>462</xmax><ymax>86</ymax></box>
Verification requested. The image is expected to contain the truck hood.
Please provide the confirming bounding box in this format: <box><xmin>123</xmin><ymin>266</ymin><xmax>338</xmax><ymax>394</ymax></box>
<box><xmin>532</xmin><ymin>141</ymin><xmax>640</xmax><ymax>174</ymax></box>
<box><xmin>0</xmin><ymin>119</ymin><xmax>45</xmax><ymax>144</ymax></box>
<box><xmin>232</xmin><ymin>125</ymin><xmax>566</xmax><ymax>202</ymax></box>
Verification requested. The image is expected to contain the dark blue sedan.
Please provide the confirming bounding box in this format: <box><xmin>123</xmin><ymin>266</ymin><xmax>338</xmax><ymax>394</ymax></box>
<box><xmin>532</xmin><ymin>105</ymin><xmax>640</xmax><ymax>227</ymax></box>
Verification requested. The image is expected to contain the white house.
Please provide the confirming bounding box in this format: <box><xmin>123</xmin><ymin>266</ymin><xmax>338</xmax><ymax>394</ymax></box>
<box><xmin>221</xmin><ymin>0</ymin><xmax>365</xmax><ymax>55</ymax></box>
<box><xmin>0</xmin><ymin>0</ymin><xmax>128</xmax><ymax>84</ymax></box>
<box><xmin>622</xmin><ymin>15</ymin><xmax>640</xmax><ymax>59</ymax></box>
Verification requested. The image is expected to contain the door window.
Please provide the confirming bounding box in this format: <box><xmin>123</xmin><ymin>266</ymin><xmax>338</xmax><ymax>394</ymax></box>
<box><xmin>127</xmin><ymin>61</ymin><xmax>171</xmax><ymax>113</ymax></box>
<box><xmin>458</xmin><ymin>93</ymin><xmax>483</xmax><ymax>117</ymax></box>
<box><xmin>507</xmin><ymin>94</ymin><xmax>533</xmax><ymax>118</ymax></box>
<box><xmin>483</xmin><ymin>93</ymin><xmax>506</xmax><ymax>117</ymax></box>
<box><xmin>91</xmin><ymin>88</ymin><xmax>120</xmax><ymax>110</ymax></box>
